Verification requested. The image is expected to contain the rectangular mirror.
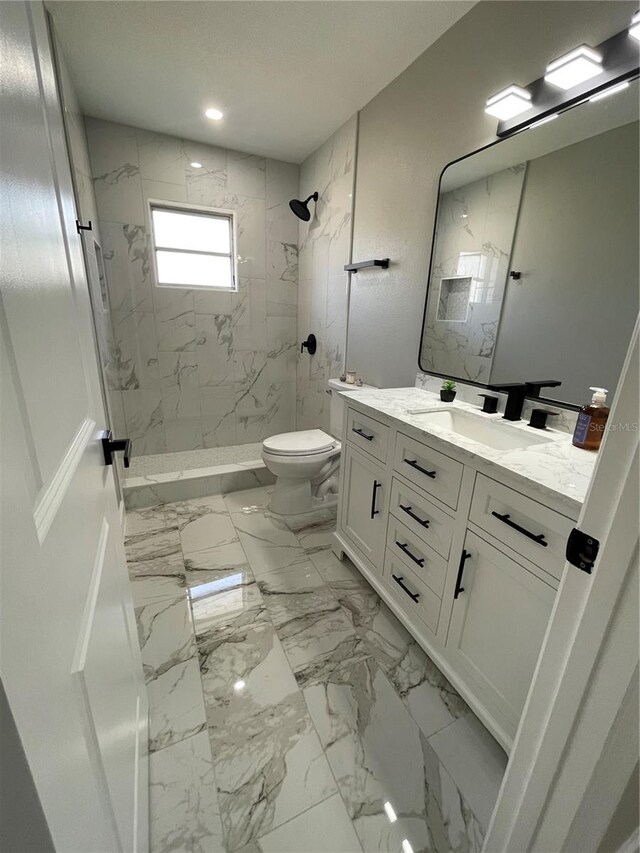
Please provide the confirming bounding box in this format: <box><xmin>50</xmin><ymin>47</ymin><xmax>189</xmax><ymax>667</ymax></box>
<box><xmin>420</xmin><ymin>79</ymin><xmax>639</xmax><ymax>408</ymax></box>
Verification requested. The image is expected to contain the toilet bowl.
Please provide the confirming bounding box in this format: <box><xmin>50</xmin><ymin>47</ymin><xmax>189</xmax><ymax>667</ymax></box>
<box><xmin>261</xmin><ymin>429</ymin><xmax>341</xmax><ymax>515</ymax></box>
<box><xmin>261</xmin><ymin>377</ymin><xmax>376</xmax><ymax>515</ymax></box>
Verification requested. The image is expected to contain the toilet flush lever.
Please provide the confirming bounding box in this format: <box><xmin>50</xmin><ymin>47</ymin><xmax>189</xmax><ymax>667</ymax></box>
<box><xmin>101</xmin><ymin>429</ymin><xmax>132</xmax><ymax>468</ymax></box>
<box><xmin>300</xmin><ymin>334</ymin><xmax>317</xmax><ymax>355</ymax></box>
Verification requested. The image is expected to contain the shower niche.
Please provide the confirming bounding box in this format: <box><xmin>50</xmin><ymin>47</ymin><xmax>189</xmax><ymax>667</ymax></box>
<box><xmin>437</xmin><ymin>276</ymin><xmax>472</xmax><ymax>323</ymax></box>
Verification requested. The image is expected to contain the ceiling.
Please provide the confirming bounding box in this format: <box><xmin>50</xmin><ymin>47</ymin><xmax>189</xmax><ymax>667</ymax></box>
<box><xmin>48</xmin><ymin>1</ymin><xmax>474</xmax><ymax>163</ymax></box>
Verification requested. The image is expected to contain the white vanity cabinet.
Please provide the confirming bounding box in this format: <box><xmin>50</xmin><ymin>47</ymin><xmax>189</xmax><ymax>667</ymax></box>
<box><xmin>339</xmin><ymin>443</ymin><xmax>388</xmax><ymax>572</ymax></box>
<box><xmin>336</xmin><ymin>401</ymin><xmax>577</xmax><ymax>751</ymax></box>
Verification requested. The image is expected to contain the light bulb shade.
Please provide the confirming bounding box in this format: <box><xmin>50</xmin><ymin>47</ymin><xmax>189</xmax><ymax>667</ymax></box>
<box><xmin>485</xmin><ymin>85</ymin><xmax>532</xmax><ymax>120</ymax></box>
<box><xmin>630</xmin><ymin>11</ymin><xmax>640</xmax><ymax>40</ymax></box>
<box><xmin>544</xmin><ymin>45</ymin><xmax>602</xmax><ymax>90</ymax></box>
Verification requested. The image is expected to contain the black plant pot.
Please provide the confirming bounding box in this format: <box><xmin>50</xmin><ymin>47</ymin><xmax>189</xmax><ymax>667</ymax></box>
<box><xmin>440</xmin><ymin>390</ymin><xmax>456</xmax><ymax>403</ymax></box>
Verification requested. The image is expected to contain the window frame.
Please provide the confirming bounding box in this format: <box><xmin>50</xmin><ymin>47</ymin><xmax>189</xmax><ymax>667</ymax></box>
<box><xmin>147</xmin><ymin>199</ymin><xmax>238</xmax><ymax>292</ymax></box>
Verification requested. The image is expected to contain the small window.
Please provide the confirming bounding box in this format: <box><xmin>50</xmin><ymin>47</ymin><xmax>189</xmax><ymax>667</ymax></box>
<box><xmin>149</xmin><ymin>202</ymin><xmax>236</xmax><ymax>290</ymax></box>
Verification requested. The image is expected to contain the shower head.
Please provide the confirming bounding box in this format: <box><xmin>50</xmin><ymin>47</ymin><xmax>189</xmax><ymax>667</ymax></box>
<box><xmin>289</xmin><ymin>192</ymin><xmax>318</xmax><ymax>221</ymax></box>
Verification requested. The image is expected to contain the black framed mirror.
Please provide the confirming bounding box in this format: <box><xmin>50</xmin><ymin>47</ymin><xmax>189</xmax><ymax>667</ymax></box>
<box><xmin>419</xmin><ymin>79</ymin><xmax>639</xmax><ymax>409</ymax></box>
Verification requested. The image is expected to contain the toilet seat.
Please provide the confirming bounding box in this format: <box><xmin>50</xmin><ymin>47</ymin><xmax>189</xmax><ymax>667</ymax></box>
<box><xmin>262</xmin><ymin>429</ymin><xmax>336</xmax><ymax>457</ymax></box>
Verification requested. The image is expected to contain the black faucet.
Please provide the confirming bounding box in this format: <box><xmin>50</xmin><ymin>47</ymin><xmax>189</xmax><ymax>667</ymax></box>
<box><xmin>488</xmin><ymin>380</ymin><xmax>562</xmax><ymax>421</ymax></box>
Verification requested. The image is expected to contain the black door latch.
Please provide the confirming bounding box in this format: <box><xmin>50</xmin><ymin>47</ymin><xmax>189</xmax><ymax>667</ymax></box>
<box><xmin>566</xmin><ymin>528</ymin><xmax>600</xmax><ymax>574</ymax></box>
<box><xmin>101</xmin><ymin>430</ymin><xmax>132</xmax><ymax>468</ymax></box>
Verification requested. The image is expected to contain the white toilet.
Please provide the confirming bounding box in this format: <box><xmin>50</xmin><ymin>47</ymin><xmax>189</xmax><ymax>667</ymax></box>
<box><xmin>262</xmin><ymin>377</ymin><xmax>374</xmax><ymax>514</ymax></box>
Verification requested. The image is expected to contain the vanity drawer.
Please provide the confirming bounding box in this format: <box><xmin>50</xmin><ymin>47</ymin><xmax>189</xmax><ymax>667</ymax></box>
<box><xmin>470</xmin><ymin>474</ymin><xmax>574</xmax><ymax>581</ymax></box>
<box><xmin>383</xmin><ymin>549</ymin><xmax>441</xmax><ymax>636</ymax></box>
<box><xmin>389</xmin><ymin>478</ymin><xmax>455</xmax><ymax>560</ymax></box>
<box><xmin>346</xmin><ymin>408</ymin><xmax>390</xmax><ymax>463</ymax></box>
<box><xmin>393</xmin><ymin>432</ymin><xmax>463</xmax><ymax>510</ymax></box>
<box><xmin>386</xmin><ymin>516</ymin><xmax>447</xmax><ymax>598</ymax></box>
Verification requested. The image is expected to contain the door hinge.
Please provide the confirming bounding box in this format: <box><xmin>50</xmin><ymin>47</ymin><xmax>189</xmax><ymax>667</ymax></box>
<box><xmin>566</xmin><ymin>528</ymin><xmax>600</xmax><ymax>574</ymax></box>
<box><xmin>76</xmin><ymin>219</ymin><xmax>93</xmax><ymax>234</ymax></box>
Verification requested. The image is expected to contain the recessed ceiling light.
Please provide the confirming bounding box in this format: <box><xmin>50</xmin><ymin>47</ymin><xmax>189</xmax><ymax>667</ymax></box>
<box><xmin>485</xmin><ymin>85</ymin><xmax>532</xmax><ymax>120</ymax></box>
<box><xmin>205</xmin><ymin>108</ymin><xmax>224</xmax><ymax>121</ymax></box>
<box><xmin>589</xmin><ymin>80</ymin><xmax>630</xmax><ymax>102</ymax></box>
<box><xmin>383</xmin><ymin>802</ymin><xmax>397</xmax><ymax>823</ymax></box>
<box><xmin>544</xmin><ymin>45</ymin><xmax>602</xmax><ymax>90</ymax></box>
<box><xmin>630</xmin><ymin>11</ymin><xmax>640</xmax><ymax>41</ymax></box>
<box><xmin>190</xmin><ymin>161</ymin><xmax>203</xmax><ymax>169</ymax></box>
<box><xmin>233</xmin><ymin>679</ymin><xmax>246</xmax><ymax>692</ymax></box>
<box><xmin>401</xmin><ymin>841</ymin><xmax>414</xmax><ymax>853</ymax></box>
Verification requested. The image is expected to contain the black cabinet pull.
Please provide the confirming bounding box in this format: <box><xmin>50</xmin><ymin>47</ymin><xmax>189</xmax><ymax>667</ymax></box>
<box><xmin>404</xmin><ymin>458</ymin><xmax>436</xmax><ymax>479</ymax></box>
<box><xmin>101</xmin><ymin>429</ymin><xmax>132</xmax><ymax>468</ymax></box>
<box><xmin>392</xmin><ymin>574</ymin><xmax>420</xmax><ymax>603</ymax></box>
<box><xmin>395</xmin><ymin>541</ymin><xmax>424</xmax><ymax>567</ymax></box>
<box><xmin>353</xmin><ymin>427</ymin><xmax>374</xmax><ymax>442</ymax></box>
<box><xmin>454</xmin><ymin>549</ymin><xmax>471</xmax><ymax>599</ymax></box>
<box><xmin>370</xmin><ymin>480</ymin><xmax>381</xmax><ymax>519</ymax></box>
<box><xmin>491</xmin><ymin>511</ymin><xmax>548</xmax><ymax>546</ymax></box>
<box><xmin>399</xmin><ymin>504</ymin><xmax>430</xmax><ymax>529</ymax></box>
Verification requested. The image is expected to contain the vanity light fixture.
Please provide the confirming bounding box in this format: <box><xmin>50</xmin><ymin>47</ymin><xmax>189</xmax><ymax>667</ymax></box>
<box><xmin>590</xmin><ymin>80</ymin><xmax>630</xmax><ymax>102</ymax></box>
<box><xmin>190</xmin><ymin>161</ymin><xmax>203</xmax><ymax>168</ymax></box>
<box><xmin>544</xmin><ymin>45</ymin><xmax>603</xmax><ymax>90</ymax></box>
<box><xmin>629</xmin><ymin>11</ymin><xmax>640</xmax><ymax>41</ymax></box>
<box><xmin>485</xmin><ymin>85</ymin><xmax>532</xmax><ymax>120</ymax></box>
<box><xmin>530</xmin><ymin>113</ymin><xmax>558</xmax><ymax>129</ymax></box>
<box><xmin>204</xmin><ymin>107</ymin><xmax>224</xmax><ymax>121</ymax></box>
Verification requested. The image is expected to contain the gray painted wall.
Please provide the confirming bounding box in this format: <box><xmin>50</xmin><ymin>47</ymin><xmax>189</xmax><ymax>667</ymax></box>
<box><xmin>491</xmin><ymin>121</ymin><xmax>639</xmax><ymax>405</ymax></box>
<box><xmin>347</xmin><ymin>0</ymin><xmax>637</xmax><ymax>389</ymax></box>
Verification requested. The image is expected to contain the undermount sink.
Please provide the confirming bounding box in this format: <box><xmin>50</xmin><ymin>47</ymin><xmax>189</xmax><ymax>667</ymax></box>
<box><xmin>408</xmin><ymin>408</ymin><xmax>553</xmax><ymax>451</ymax></box>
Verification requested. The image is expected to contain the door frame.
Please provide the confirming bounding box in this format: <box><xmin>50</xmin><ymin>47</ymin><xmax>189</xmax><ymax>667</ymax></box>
<box><xmin>484</xmin><ymin>320</ymin><xmax>639</xmax><ymax>851</ymax></box>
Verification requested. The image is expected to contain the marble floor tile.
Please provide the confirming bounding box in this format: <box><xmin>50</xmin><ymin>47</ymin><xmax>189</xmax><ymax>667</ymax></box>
<box><xmin>149</xmin><ymin>730</ymin><xmax>224</xmax><ymax>853</ymax></box>
<box><xmin>283</xmin><ymin>508</ymin><xmax>337</xmax><ymax>556</ymax></box>
<box><xmin>427</xmin><ymin>714</ymin><xmax>507</xmax><ymax>834</ymax></box>
<box><xmin>210</xmin><ymin>691</ymin><xmax>338</xmax><ymax>852</ymax></box>
<box><xmin>339</xmin><ymin>589</ymin><xmax>468</xmax><ymax>739</ymax></box>
<box><xmin>130</xmin><ymin>573</ymin><xmax>186</xmax><ymax>609</ymax></box>
<box><xmin>303</xmin><ymin>656</ymin><xmax>439</xmax><ymax>853</ymax></box>
<box><xmin>148</xmin><ymin>658</ymin><xmax>207</xmax><ymax>752</ymax></box>
<box><xmin>231</xmin><ymin>510</ymin><xmax>307</xmax><ymax>576</ymax></box>
<box><xmin>125</xmin><ymin>523</ymin><xmax>184</xmax><ymax>577</ymax></box>
<box><xmin>126</xmin><ymin>505</ymin><xmax>178</xmax><ymax>539</ymax></box>
<box><xmin>257</xmin><ymin>562</ymin><xmax>340</xmax><ymax>630</ymax></box>
<box><xmin>175</xmin><ymin>495</ymin><xmax>239</xmax><ymax>554</ymax></box>
<box><xmin>183</xmin><ymin>540</ymin><xmax>250</xmax><ymax>584</ymax></box>
<box><xmin>223</xmin><ymin>485</ymin><xmax>273</xmax><ymax>514</ymax></box>
<box><xmin>137</xmin><ymin>595</ymin><xmax>196</xmax><ymax>683</ymax></box>
<box><xmin>257</xmin><ymin>794</ymin><xmax>363</xmax><ymax>853</ymax></box>
<box><xmin>198</xmin><ymin>615</ymin><xmax>298</xmax><ymax>729</ymax></box>
<box><xmin>310</xmin><ymin>550</ymin><xmax>371</xmax><ymax>595</ymax></box>
<box><xmin>190</xmin><ymin>567</ymin><xmax>266</xmax><ymax>642</ymax></box>
<box><xmin>277</xmin><ymin>602</ymin><xmax>368</xmax><ymax>690</ymax></box>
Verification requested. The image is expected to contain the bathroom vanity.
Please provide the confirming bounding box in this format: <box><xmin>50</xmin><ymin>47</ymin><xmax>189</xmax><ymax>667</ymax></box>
<box><xmin>333</xmin><ymin>387</ymin><xmax>596</xmax><ymax>752</ymax></box>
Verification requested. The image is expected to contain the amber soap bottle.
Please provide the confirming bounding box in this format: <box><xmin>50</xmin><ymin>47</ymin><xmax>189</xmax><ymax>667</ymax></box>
<box><xmin>572</xmin><ymin>387</ymin><xmax>610</xmax><ymax>451</ymax></box>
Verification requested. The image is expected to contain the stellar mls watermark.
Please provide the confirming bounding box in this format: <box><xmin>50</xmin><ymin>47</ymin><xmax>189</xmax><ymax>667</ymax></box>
<box><xmin>606</xmin><ymin>421</ymin><xmax>639</xmax><ymax>432</ymax></box>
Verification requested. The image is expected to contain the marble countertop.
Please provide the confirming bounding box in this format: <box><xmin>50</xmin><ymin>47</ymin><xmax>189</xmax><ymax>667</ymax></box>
<box><xmin>338</xmin><ymin>387</ymin><xmax>597</xmax><ymax>518</ymax></box>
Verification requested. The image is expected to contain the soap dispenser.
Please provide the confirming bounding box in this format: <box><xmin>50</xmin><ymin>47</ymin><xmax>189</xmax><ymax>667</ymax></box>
<box><xmin>572</xmin><ymin>387</ymin><xmax>610</xmax><ymax>451</ymax></box>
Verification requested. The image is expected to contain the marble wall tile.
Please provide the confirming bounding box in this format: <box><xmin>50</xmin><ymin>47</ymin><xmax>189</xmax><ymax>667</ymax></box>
<box><xmin>296</xmin><ymin>116</ymin><xmax>357</xmax><ymax>429</ymax></box>
<box><xmin>149</xmin><ymin>730</ymin><xmax>224</xmax><ymax>853</ymax></box>
<box><xmin>87</xmin><ymin>119</ymin><xmax>299</xmax><ymax>453</ymax></box>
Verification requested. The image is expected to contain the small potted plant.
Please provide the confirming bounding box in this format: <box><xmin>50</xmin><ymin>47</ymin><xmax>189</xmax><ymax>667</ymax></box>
<box><xmin>440</xmin><ymin>380</ymin><xmax>457</xmax><ymax>403</ymax></box>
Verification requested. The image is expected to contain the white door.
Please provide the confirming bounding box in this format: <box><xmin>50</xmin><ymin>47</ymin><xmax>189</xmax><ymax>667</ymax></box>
<box><xmin>0</xmin><ymin>3</ymin><xmax>148</xmax><ymax>851</ymax></box>
<box><xmin>446</xmin><ymin>532</ymin><xmax>556</xmax><ymax>746</ymax></box>
<box><xmin>340</xmin><ymin>444</ymin><xmax>387</xmax><ymax>570</ymax></box>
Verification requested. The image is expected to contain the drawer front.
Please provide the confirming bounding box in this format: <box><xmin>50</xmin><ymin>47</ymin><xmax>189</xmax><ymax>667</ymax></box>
<box><xmin>386</xmin><ymin>516</ymin><xmax>447</xmax><ymax>598</ymax></box>
<box><xmin>346</xmin><ymin>408</ymin><xmax>390</xmax><ymax>463</ymax></box>
<box><xmin>394</xmin><ymin>432</ymin><xmax>463</xmax><ymax>510</ymax></box>
<box><xmin>389</xmin><ymin>478</ymin><xmax>455</xmax><ymax>559</ymax></box>
<box><xmin>383</xmin><ymin>549</ymin><xmax>441</xmax><ymax>636</ymax></box>
<box><xmin>470</xmin><ymin>474</ymin><xmax>574</xmax><ymax>580</ymax></box>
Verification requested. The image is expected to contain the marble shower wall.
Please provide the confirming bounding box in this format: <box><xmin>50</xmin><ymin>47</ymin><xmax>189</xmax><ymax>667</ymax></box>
<box><xmin>420</xmin><ymin>165</ymin><xmax>525</xmax><ymax>384</ymax></box>
<box><xmin>297</xmin><ymin>116</ymin><xmax>357</xmax><ymax>432</ymax></box>
<box><xmin>85</xmin><ymin>118</ymin><xmax>299</xmax><ymax>455</ymax></box>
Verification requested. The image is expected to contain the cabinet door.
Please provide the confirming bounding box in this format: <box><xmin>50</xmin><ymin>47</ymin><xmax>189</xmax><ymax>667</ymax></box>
<box><xmin>446</xmin><ymin>531</ymin><xmax>556</xmax><ymax>740</ymax></box>
<box><xmin>340</xmin><ymin>444</ymin><xmax>387</xmax><ymax>571</ymax></box>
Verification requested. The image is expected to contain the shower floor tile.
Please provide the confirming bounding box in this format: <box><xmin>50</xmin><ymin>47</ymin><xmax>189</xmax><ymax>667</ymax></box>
<box><xmin>124</xmin><ymin>486</ymin><xmax>507</xmax><ymax>853</ymax></box>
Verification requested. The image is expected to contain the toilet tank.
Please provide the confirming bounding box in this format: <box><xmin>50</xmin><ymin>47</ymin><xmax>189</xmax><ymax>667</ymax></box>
<box><xmin>328</xmin><ymin>378</ymin><xmax>376</xmax><ymax>440</ymax></box>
